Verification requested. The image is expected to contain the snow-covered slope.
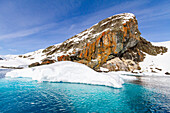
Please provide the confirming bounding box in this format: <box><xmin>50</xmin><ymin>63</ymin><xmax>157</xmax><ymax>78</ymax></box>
<box><xmin>6</xmin><ymin>61</ymin><xmax>124</xmax><ymax>88</ymax></box>
<box><xmin>0</xmin><ymin>50</ymin><xmax>44</xmax><ymax>68</ymax></box>
<box><xmin>0</xmin><ymin>55</ymin><xmax>30</xmax><ymax>67</ymax></box>
<box><xmin>140</xmin><ymin>41</ymin><xmax>170</xmax><ymax>74</ymax></box>
<box><xmin>0</xmin><ymin>42</ymin><xmax>64</xmax><ymax>68</ymax></box>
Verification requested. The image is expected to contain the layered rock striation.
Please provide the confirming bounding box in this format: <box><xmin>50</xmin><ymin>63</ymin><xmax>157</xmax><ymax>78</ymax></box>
<box><xmin>28</xmin><ymin>13</ymin><xmax>167</xmax><ymax>72</ymax></box>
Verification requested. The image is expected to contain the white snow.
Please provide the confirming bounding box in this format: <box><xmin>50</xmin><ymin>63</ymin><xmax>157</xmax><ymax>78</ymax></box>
<box><xmin>0</xmin><ymin>42</ymin><xmax>65</xmax><ymax>68</ymax></box>
<box><xmin>0</xmin><ymin>55</ymin><xmax>30</xmax><ymax>68</ymax></box>
<box><xmin>6</xmin><ymin>61</ymin><xmax>124</xmax><ymax>88</ymax></box>
<box><xmin>100</xmin><ymin>67</ymin><xmax>109</xmax><ymax>72</ymax></box>
<box><xmin>106</xmin><ymin>13</ymin><xmax>135</xmax><ymax>24</ymax></box>
<box><xmin>121</xmin><ymin>13</ymin><xmax>135</xmax><ymax>24</ymax></box>
<box><xmin>139</xmin><ymin>41</ymin><xmax>170</xmax><ymax>74</ymax></box>
<box><xmin>0</xmin><ymin>52</ymin><xmax>45</xmax><ymax>68</ymax></box>
<box><xmin>100</xmin><ymin>21</ymin><xmax>109</xmax><ymax>27</ymax></box>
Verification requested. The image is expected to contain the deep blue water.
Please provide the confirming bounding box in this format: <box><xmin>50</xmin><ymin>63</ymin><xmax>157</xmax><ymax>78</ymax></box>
<box><xmin>0</xmin><ymin>69</ymin><xmax>170</xmax><ymax>113</ymax></box>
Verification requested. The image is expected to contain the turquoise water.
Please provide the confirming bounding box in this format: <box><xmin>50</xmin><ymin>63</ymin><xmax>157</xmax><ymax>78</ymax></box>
<box><xmin>0</xmin><ymin>69</ymin><xmax>170</xmax><ymax>113</ymax></box>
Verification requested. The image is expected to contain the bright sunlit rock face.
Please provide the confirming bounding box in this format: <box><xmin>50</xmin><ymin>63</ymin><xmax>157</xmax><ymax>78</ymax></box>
<box><xmin>6</xmin><ymin>61</ymin><xmax>124</xmax><ymax>88</ymax></box>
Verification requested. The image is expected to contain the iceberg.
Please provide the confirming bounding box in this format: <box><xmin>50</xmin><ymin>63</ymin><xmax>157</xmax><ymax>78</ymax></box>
<box><xmin>6</xmin><ymin>61</ymin><xmax>124</xmax><ymax>88</ymax></box>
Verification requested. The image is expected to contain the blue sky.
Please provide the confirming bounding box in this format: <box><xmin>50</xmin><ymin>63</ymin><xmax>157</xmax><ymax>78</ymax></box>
<box><xmin>0</xmin><ymin>0</ymin><xmax>170</xmax><ymax>55</ymax></box>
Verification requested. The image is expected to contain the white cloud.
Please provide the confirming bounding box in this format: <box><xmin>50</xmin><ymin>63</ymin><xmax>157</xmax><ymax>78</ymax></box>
<box><xmin>0</xmin><ymin>0</ymin><xmax>157</xmax><ymax>41</ymax></box>
<box><xmin>8</xmin><ymin>49</ymin><xmax>17</xmax><ymax>52</ymax></box>
<box><xmin>45</xmin><ymin>0</ymin><xmax>150</xmax><ymax>38</ymax></box>
<box><xmin>0</xmin><ymin>23</ymin><xmax>57</xmax><ymax>40</ymax></box>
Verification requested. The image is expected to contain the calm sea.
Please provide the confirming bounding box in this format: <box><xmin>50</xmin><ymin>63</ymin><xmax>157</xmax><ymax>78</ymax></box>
<box><xmin>0</xmin><ymin>69</ymin><xmax>170</xmax><ymax>113</ymax></box>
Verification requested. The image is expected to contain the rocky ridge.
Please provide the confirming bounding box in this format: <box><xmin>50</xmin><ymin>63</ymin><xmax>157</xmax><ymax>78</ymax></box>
<box><xmin>19</xmin><ymin>13</ymin><xmax>167</xmax><ymax>72</ymax></box>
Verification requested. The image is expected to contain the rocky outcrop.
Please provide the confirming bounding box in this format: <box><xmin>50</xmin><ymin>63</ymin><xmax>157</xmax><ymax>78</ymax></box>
<box><xmin>54</xmin><ymin>13</ymin><xmax>142</xmax><ymax>70</ymax></box>
<box><xmin>0</xmin><ymin>58</ymin><xmax>3</xmax><ymax>60</ymax></box>
<box><xmin>137</xmin><ymin>37</ymin><xmax>167</xmax><ymax>55</ymax></box>
<box><xmin>101</xmin><ymin>57</ymin><xmax>141</xmax><ymax>72</ymax></box>
<box><xmin>165</xmin><ymin>72</ymin><xmax>170</xmax><ymax>75</ymax></box>
<box><xmin>100</xmin><ymin>36</ymin><xmax>167</xmax><ymax>72</ymax></box>
<box><xmin>41</xmin><ymin>58</ymin><xmax>56</xmax><ymax>65</ymax></box>
<box><xmin>0</xmin><ymin>66</ymin><xmax>23</xmax><ymax>69</ymax></box>
<box><xmin>29</xmin><ymin>58</ymin><xmax>56</xmax><ymax>67</ymax></box>
<box><xmin>25</xmin><ymin>13</ymin><xmax>167</xmax><ymax>72</ymax></box>
<box><xmin>29</xmin><ymin>62</ymin><xmax>40</xmax><ymax>68</ymax></box>
<box><xmin>120</xmin><ymin>37</ymin><xmax>167</xmax><ymax>62</ymax></box>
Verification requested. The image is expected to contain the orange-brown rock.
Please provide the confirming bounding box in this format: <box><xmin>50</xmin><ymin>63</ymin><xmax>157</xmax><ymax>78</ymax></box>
<box><xmin>29</xmin><ymin>59</ymin><xmax>56</xmax><ymax>67</ymax></box>
<box><xmin>52</xmin><ymin>15</ymin><xmax>141</xmax><ymax>70</ymax></box>
<box><xmin>28</xmin><ymin>13</ymin><xmax>167</xmax><ymax>72</ymax></box>
<box><xmin>29</xmin><ymin>62</ymin><xmax>40</xmax><ymax>68</ymax></box>
<box><xmin>41</xmin><ymin>59</ymin><xmax>56</xmax><ymax>65</ymax></box>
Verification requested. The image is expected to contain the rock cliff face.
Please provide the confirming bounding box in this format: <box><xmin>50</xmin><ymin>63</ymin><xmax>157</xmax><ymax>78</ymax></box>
<box><xmin>28</xmin><ymin>13</ymin><xmax>167</xmax><ymax>72</ymax></box>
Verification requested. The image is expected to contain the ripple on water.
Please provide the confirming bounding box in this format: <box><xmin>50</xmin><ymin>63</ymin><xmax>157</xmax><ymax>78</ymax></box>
<box><xmin>0</xmin><ymin>73</ymin><xmax>170</xmax><ymax>112</ymax></box>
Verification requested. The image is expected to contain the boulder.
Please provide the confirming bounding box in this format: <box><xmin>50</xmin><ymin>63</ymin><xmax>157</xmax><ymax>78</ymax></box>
<box><xmin>101</xmin><ymin>57</ymin><xmax>140</xmax><ymax>72</ymax></box>
<box><xmin>28</xmin><ymin>58</ymin><xmax>56</xmax><ymax>68</ymax></box>
<box><xmin>28</xmin><ymin>62</ymin><xmax>40</xmax><ymax>68</ymax></box>
<box><xmin>136</xmin><ymin>37</ymin><xmax>167</xmax><ymax>56</ymax></box>
<box><xmin>41</xmin><ymin>58</ymin><xmax>56</xmax><ymax>65</ymax></box>
<box><xmin>165</xmin><ymin>72</ymin><xmax>170</xmax><ymax>75</ymax></box>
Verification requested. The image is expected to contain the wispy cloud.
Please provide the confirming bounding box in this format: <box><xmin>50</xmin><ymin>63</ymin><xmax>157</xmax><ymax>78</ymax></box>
<box><xmin>0</xmin><ymin>0</ymin><xmax>152</xmax><ymax>41</ymax></box>
<box><xmin>0</xmin><ymin>23</ymin><xmax>57</xmax><ymax>40</ymax></box>
<box><xmin>136</xmin><ymin>3</ymin><xmax>170</xmax><ymax>23</ymax></box>
<box><xmin>77</xmin><ymin>0</ymin><xmax>150</xmax><ymax>26</ymax></box>
<box><xmin>46</xmin><ymin>0</ymin><xmax>150</xmax><ymax>39</ymax></box>
<box><xmin>8</xmin><ymin>48</ymin><xmax>17</xmax><ymax>52</ymax></box>
<box><xmin>68</xmin><ymin>0</ymin><xmax>170</xmax><ymax>42</ymax></box>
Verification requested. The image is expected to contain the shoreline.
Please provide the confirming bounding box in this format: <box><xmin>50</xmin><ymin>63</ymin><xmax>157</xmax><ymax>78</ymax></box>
<box><xmin>0</xmin><ymin>66</ymin><xmax>23</xmax><ymax>69</ymax></box>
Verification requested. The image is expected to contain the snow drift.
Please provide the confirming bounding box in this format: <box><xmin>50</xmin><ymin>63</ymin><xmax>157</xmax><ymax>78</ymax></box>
<box><xmin>6</xmin><ymin>61</ymin><xmax>124</xmax><ymax>88</ymax></box>
<box><xmin>140</xmin><ymin>41</ymin><xmax>170</xmax><ymax>74</ymax></box>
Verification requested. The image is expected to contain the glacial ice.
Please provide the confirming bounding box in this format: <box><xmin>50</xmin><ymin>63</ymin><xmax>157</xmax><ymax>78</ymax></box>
<box><xmin>6</xmin><ymin>61</ymin><xmax>124</xmax><ymax>88</ymax></box>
